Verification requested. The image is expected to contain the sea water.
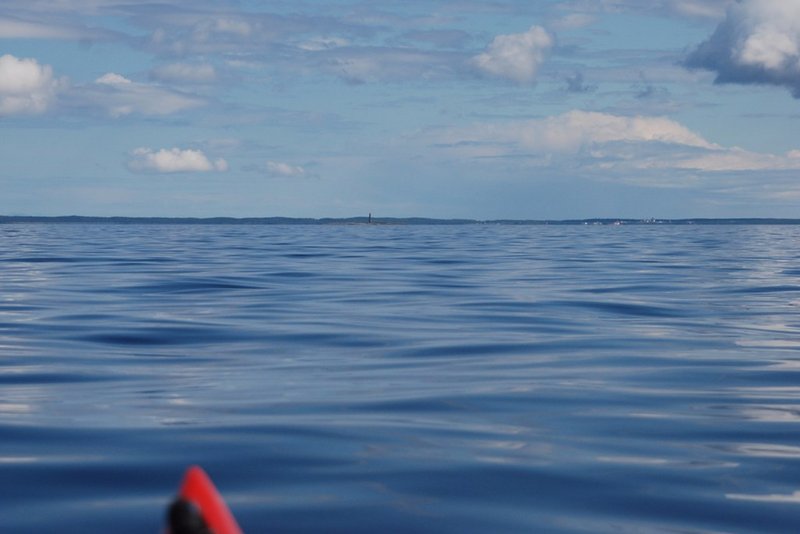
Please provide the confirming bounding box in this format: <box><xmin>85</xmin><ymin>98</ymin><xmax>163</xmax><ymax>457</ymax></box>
<box><xmin>1</xmin><ymin>222</ymin><xmax>800</xmax><ymax>533</ymax></box>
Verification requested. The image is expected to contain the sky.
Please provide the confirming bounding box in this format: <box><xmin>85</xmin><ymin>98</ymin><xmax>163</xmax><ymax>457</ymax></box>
<box><xmin>2</xmin><ymin>0</ymin><xmax>800</xmax><ymax>219</ymax></box>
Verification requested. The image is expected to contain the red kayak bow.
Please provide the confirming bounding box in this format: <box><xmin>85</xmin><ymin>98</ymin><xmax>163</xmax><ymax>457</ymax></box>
<box><xmin>170</xmin><ymin>465</ymin><xmax>243</xmax><ymax>534</ymax></box>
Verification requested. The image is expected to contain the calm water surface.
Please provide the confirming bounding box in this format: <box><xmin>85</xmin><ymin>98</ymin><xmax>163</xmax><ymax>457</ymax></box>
<box><xmin>2</xmin><ymin>223</ymin><xmax>800</xmax><ymax>532</ymax></box>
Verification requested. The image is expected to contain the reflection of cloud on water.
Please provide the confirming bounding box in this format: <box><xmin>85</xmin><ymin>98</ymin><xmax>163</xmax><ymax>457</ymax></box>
<box><xmin>0</xmin><ymin>456</ymin><xmax>38</xmax><ymax>464</ymax></box>
<box><xmin>627</xmin><ymin>411</ymin><xmax>702</xmax><ymax>420</ymax></box>
<box><xmin>596</xmin><ymin>455</ymin><xmax>669</xmax><ymax>466</ymax></box>
<box><xmin>760</xmin><ymin>360</ymin><xmax>800</xmax><ymax>371</ymax></box>
<box><xmin>735</xmin><ymin>387</ymin><xmax>800</xmax><ymax>400</ymax></box>
<box><xmin>727</xmin><ymin>491</ymin><xmax>800</xmax><ymax>504</ymax></box>
<box><xmin>596</xmin><ymin>455</ymin><xmax>738</xmax><ymax>469</ymax></box>
<box><xmin>740</xmin><ymin>405</ymin><xmax>800</xmax><ymax>423</ymax></box>
<box><xmin>736</xmin><ymin>338</ymin><xmax>800</xmax><ymax>349</ymax></box>
<box><xmin>0</xmin><ymin>402</ymin><xmax>31</xmax><ymax>414</ymax></box>
<box><xmin>0</xmin><ymin>454</ymin><xmax>104</xmax><ymax>464</ymax></box>
<box><xmin>733</xmin><ymin>443</ymin><xmax>800</xmax><ymax>458</ymax></box>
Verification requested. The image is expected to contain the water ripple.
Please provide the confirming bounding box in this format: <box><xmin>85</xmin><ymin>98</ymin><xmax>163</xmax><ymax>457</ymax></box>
<box><xmin>2</xmin><ymin>224</ymin><xmax>800</xmax><ymax>532</ymax></box>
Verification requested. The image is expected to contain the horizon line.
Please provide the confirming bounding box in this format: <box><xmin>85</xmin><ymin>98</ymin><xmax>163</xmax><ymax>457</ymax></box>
<box><xmin>3</xmin><ymin>215</ymin><xmax>800</xmax><ymax>225</ymax></box>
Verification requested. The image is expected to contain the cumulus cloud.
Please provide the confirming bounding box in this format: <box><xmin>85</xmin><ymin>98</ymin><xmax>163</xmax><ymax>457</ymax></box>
<box><xmin>74</xmin><ymin>72</ymin><xmax>206</xmax><ymax>117</ymax></box>
<box><xmin>686</xmin><ymin>0</ymin><xmax>800</xmax><ymax>97</ymax></box>
<box><xmin>471</xmin><ymin>25</ymin><xmax>553</xmax><ymax>84</ymax></box>
<box><xmin>435</xmin><ymin>109</ymin><xmax>800</xmax><ymax>175</ymax></box>
<box><xmin>0</xmin><ymin>57</ymin><xmax>203</xmax><ymax>119</ymax></box>
<box><xmin>96</xmin><ymin>72</ymin><xmax>130</xmax><ymax>85</ymax></box>
<box><xmin>0</xmin><ymin>54</ymin><xmax>62</xmax><ymax>115</ymax></box>
<box><xmin>128</xmin><ymin>147</ymin><xmax>228</xmax><ymax>173</ymax></box>
<box><xmin>266</xmin><ymin>161</ymin><xmax>306</xmax><ymax>177</ymax></box>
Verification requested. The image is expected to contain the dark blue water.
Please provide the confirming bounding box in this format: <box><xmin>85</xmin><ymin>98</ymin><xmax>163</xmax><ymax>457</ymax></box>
<box><xmin>2</xmin><ymin>223</ymin><xmax>800</xmax><ymax>533</ymax></box>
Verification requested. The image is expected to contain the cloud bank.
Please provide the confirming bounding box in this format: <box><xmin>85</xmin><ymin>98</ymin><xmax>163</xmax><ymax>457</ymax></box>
<box><xmin>128</xmin><ymin>147</ymin><xmax>228</xmax><ymax>173</ymax></box>
<box><xmin>436</xmin><ymin>110</ymin><xmax>800</xmax><ymax>176</ymax></box>
<box><xmin>686</xmin><ymin>0</ymin><xmax>800</xmax><ymax>97</ymax></box>
<box><xmin>0</xmin><ymin>54</ymin><xmax>62</xmax><ymax>115</ymax></box>
<box><xmin>440</xmin><ymin>110</ymin><xmax>715</xmax><ymax>153</ymax></box>
<box><xmin>471</xmin><ymin>25</ymin><xmax>553</xmax><ymax>84</ymax></box>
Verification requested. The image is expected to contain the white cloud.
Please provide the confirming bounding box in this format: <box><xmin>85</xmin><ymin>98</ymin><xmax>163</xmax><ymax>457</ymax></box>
<box><xmin>0</xmin><ymin>54</ymin><xmax>62</xmax><ymax>115</ymax></box>
<box><xmin>0</xmin><ymin>61</ymin><xmax>205</xmax><ymax>118</ymax></box>
<box><xmin>96</xmin><ymin>72</ymin><xmax>131</xmax><ymax>85</ymax></box>
<box><xmin>298</xmin><ymin>37</ymin><xmax>350</xmax><ymax>52</ymax></box>
<box><xmin>266</xmin><ymin>161</ymin><xmax>306</xmax><ymax>177</ymax></box>
<box><xmin>440</xmin><ymin>110</ymin><xmax>716</xmax><ymax>154</ymax></box>
<box><xmin>686</xmin><ymin>0</ymin><xmax>800</xmax><ymax>97</ymax></box>
<box><xmin>128</xmin><ymin>147</ymin><xmax>228</xmax><ymax>173</ymax></box>
<box><xmin>435</xmin><ymin>110</ymin><xmax>800</xmax><ymax>175</ymax></box>
<box><xmin>78</xmin><ymin>72</ymin><xmax>205</xmax><ymax>117</ymax></box>
<box><xmin>672</xmin><ymin>148</ymin><xmax>800</xmax><ymax>172</ymax></box>
<box><xmin>471</xmin><ymin>25</ymin><xmax>553</xmax><ymax>84</ymax></box>
<box><xmin>150</xmin><ymin>63</ymin><xmax>217</xmax><ymax>84</ymax></box>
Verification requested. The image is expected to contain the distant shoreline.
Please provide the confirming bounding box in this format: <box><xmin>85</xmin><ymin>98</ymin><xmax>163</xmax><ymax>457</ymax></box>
<box><xmin>3</xmin><ymin>215</ymin><xmax>800</xmax><ymax>225</ymax></box>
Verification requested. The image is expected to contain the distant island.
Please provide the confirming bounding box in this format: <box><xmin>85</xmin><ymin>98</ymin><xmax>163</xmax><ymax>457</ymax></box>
<box><xmin>3</xmin><ymin>215</ymin><xmax>800</xmax><ymax>225</ymax></box>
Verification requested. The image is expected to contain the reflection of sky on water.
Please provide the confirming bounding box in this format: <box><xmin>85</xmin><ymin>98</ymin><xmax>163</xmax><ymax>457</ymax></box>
<box><xmin>3</xmin><ymin>224</ymin><xmax>800</xmax><ymax>532</ymax></box>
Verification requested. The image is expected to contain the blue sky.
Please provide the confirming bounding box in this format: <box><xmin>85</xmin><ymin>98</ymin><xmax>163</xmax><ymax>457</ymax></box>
<box><xmin>2</xmin><ymin>0</ymin><xmax>800</xmax><ymax>219</ymax></box>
